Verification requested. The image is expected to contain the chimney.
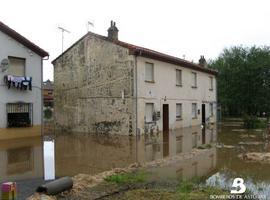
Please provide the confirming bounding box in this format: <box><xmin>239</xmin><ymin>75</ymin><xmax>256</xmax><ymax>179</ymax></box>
<box><xmin>199</xmin><ymin>55</ymin><xmax>207</xmax><ymax>67</ymax></box>
<box><xmin>107</xmin><ymin>20</ymin><xmax>119</xmax><ymax>41</ymax></box>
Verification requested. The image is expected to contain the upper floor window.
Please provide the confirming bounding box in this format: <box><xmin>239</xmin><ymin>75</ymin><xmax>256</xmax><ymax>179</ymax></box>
<box><xmin>209</xmin><ymin>77</ymin><xmax>214</xmax><ymax>90</ymax></box>
<box><xmin>209</xmin><ymin>103</ymin><xmax>214</xmax><ymax>116</ymax></box>
<box><xmin>145</xmin><ymin>62</ymin><xmax>154</xmax><ymax>82</ymax></box>
<box><xmin>176</xmin><ymin>103</ymin><xmax>182</xmax><ymax>119</ymax></box>
<box><xmin>176</xmin><ymin>69</ymin><xmax>182</xmax><ymax>86</ymax></box>
<box><xmin>145</xmin><ymin>103</ymin><xmax>154</xmax><ymax>123</ymax></box>
<box><xmin>192</xmin><ymin>103</ymin><xmax>197</xmax><ymax>119</ymax></box>
<box><xmin>191</xmin><ymin>72</ymin><xmax>197</xmax><ymax>88</ymax></box>
<box><xmin>8</xmin><ymin>57</ymin><xmax>25</xmax><ymax>76</ymax></box>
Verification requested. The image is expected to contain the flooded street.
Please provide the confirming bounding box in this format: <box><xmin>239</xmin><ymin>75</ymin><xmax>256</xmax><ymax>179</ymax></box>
<box><xmin>206</xmin><ymin>125</ymin><xmax>270</xmax><ymax>197</ymax></box>
<box><xmin>1</xmin><ymin>121</ymin><xmax>270</xmax><ymax>199</ymax></box>
<box><xmin>53</xmin><ymin>125</ymin><xmax>216</xmax><ymax>177</ymax></box>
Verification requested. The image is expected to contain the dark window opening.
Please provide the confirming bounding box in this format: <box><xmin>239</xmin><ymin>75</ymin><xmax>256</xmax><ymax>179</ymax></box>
<box><xmin>6</xmin><ymin>103</ymin><xmax>33</xmax><ymax>127</ymax></box>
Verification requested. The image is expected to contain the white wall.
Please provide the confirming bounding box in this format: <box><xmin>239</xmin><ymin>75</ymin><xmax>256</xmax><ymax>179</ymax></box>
<box><xmin>0</xmin><ymin>31</ymin><xmax>42</xmax><ymax>128</ymax></box>
<box><xmin>136</xmin><ymin>57</ymin><xmax>217</xmax><ymax>134</ymax></box>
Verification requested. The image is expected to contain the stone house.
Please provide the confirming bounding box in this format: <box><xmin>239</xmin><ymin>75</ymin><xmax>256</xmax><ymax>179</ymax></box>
<box><xmin>52</xmin><ymin>21</ymin><xmax>217</xmax><ymax>135</ymax></box>
<box><xmin>0</xmin><ymin>21</ymin><xmax>49</xmax><ymax>139</ymax></box>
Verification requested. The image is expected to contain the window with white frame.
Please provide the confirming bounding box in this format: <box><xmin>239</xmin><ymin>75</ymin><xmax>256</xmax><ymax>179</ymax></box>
<box><xmin>192</xmin><ymin>103</ymin><xmax>197</xmax><ymax>118</ymax></box>
<box><xmin>8</xmin><ymin>57</ymin><xmax>25</xmax><ymax>76</ymax></box>
<box><xmin>176</xmin><ymin>103</ymin><xmax>182</xmax><ymax>119</ymax></box>
<box><xmin>145</xmin><ymin>62</ymin><xmax>154</xmax><ymax>82</ymax></box>
<box><xmin>209</xmin><ymin>103</ymin><xmax>214</xmax><ymax>116</ymax></box>
<box><xmin>145</xmin><ymin>103</ymin><xmax>154</xmax><ymax>122</ymax></box>
<box><xmin>176</xmin><ymin>69</ymin><xmax>182</xmax><ymax>86</ymax></box>
<box><xmin>191</xmin><ymin>72</ymin><xmax>197</xmax><ymax>88</ymax></box>
<box><xmin>209</xmin><ymin>77</ymin><xmax>213</xmax><ymax>90</ymax></box>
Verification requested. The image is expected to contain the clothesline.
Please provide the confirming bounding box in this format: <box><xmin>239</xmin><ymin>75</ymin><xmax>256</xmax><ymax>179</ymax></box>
<box><xmin>4</xmin><ymin>75</ymin><xmax>32</xmax><ymax>90</ymax></box>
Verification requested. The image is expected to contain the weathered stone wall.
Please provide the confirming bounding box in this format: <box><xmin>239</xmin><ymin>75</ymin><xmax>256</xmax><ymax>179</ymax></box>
<box><xmin>54</xmin><ymin>34</ymin><xmax>135</xmax><ymax>135</ymax></box>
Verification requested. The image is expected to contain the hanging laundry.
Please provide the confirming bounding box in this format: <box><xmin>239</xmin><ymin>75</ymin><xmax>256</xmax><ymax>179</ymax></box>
<box><xmin>4</xmin><ymin>75</ymin><xmax>32</xmax><ymax>90</ymax></box>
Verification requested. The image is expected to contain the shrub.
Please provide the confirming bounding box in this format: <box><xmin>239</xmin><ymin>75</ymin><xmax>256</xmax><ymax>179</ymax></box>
<box><xmin>44</xmin><ymin>108</ymin><xmax>53</xmax><ymax>119</ymax></box>
<box><xmin>243</xmin><ymin>115</ymin><xmax>266</xmax><ymax>129</ymax></box>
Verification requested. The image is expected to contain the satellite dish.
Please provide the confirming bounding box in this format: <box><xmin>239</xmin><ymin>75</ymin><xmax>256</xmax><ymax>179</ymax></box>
<box><xmin>1</xmin><ymin>58</ymin><xmax>9</xmax><ymax>72</ymax></box>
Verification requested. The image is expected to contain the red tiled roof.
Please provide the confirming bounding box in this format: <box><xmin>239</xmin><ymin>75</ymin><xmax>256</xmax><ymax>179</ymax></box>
<box><xmin>0</xmin><ymin>21</ymin><xmax>49</xmax><ymax>57</ymax></box>
<box><xmin>114</xmin><ymin>40</ymin><xmax>217</xmax><ymax>75</ymax></box>
<box><xmin>52</xmin><ymin>32</ymin><xmax>217</xmax><ymax>75</ymax></box>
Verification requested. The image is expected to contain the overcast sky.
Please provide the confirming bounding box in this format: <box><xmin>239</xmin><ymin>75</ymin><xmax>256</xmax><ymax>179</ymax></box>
<box><xmin>2</xmin><ymin>0</ymin><xmax>270</xmax><ymax>81</ymax></box>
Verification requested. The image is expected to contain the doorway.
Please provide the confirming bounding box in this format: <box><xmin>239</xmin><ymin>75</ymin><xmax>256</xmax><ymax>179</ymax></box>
<box><xmin>201</xmin><ymin>104</ymin><xmax>206</xmax><ymax>125</ymax></box>
<box><xmin>162</xmin><ymin>104</ymin><xmax>169</xmax><ymax>157</ymax></box>
<box><xmin>163</xmin><ymin>104</ymin><xmax>169</xmax><ymax>132</ymax></box>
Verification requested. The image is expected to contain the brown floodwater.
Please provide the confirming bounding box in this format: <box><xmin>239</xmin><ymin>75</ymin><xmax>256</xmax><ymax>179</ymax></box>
<box><xmin>1</xmin><ymin>122</ymin><xmax>270</xmax><ymax>197</ymax></box>
<box><xmin>54</xmin><ymin>125</ymin><xmax>216</xmax><ymax>177</ymax></box>
<box><xmin>0</xmin><ymin>135</ymin><xmax>43</xmax><ymax>182</ymax></box>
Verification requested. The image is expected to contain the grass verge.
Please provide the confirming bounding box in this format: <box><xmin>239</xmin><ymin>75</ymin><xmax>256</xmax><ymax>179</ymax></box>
<box><xmin>104</xmin><ymin>172</ymin><xmax>146</xmax><ymax>184</ymax></box>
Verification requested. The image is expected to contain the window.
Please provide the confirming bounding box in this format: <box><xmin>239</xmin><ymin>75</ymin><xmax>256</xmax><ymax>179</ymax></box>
<box><xmin>176</xmin><ymin>103</ymin><xmax>182</xmax><ymax>119</ymax></box>
<box><xmin>145</xmin><ymin>62</ymin><xmax>154</xmax><ymax>82</ymax></box>
<box><xmin>192</xmin><ymin>103</ymin><xmax>197</xmax><ymax>118</ymax></box>
<box><xmin>145</xmin><ymin>103</ymin><xmax>154</xmax><ymax>122</ymax></box>
<box><xmin>8</xmin><ymin>57</ymin><xmax>25</xmax><ymax>76</ymax></box>
<box><xmin>176</xmin><ymin>69</ymin><xmax>182</xmax><ymax>86</ymax></box>
<box><xmin>191</xmin><ymin>72</ymin><xmax>197</xmax><ymax>88</ymax></box>
<box><xmin>209</xmin><ymin>77</ymin><xmax>213</xmax><ymax>90</ymax></box>
<box><xmin>209</xmin><ymin>103</ymin><xmax>214</xmax><ymax>116</ymax></box>
<box><xmin>6</xmin><ymin>103</ymin><xmax>33</xmax><ymax>127</ymax></box>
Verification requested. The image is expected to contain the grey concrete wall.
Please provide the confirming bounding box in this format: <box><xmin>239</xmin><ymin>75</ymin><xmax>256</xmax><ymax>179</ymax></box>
<box><xmin>53</xmin><ymin>34</ymin><xmax>135</xmax><ymax>135</ymax></box>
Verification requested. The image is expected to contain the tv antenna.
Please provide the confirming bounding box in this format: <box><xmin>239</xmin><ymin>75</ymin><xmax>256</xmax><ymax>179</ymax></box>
<box><xmin>87</xmin><ymin>21</ymin><xmax>94</xmax><ymax>32</ymax></box>
<box><xmin>58</xmin><ymin>26</ymin><xmax>71</xmax><ymax>54</ymax></box>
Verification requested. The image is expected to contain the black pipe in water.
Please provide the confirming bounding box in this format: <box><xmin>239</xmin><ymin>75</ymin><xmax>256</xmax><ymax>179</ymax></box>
<box><xmin>36</xmin><ymin>177</ymin><xmax>73</xmax><ymax>195</ymax></box>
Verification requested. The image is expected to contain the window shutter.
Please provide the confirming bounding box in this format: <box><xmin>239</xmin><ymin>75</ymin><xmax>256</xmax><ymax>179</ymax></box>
<box><xmin>176</xmin><ymin>70</ymin><xmax>182</xmax><ymax>85</ymax></box>
<box><xmin>8</xmin><ymin>57</ymin><xmax>25</xmax><ymax>76</ymax></box>
<box><xmin>145</xmin><ymin>63</ymin><xmax>154</xmax><ymax>81</ymax></box>
<box><xmin>176</xmin><ymin>104</ymin><xmax>182</xmax><ymax>118</ymax></box>
<box><xmin>145</xmin><ymin>103</ymin><xmax>154</xmax><ymax>122</ymax></box>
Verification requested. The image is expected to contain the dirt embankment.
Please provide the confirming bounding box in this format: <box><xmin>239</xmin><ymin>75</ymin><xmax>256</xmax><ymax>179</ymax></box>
<box><xmin>27</xmin><ymin>148</ymin><xmax>212</xmax><ymax>199</ymax></box>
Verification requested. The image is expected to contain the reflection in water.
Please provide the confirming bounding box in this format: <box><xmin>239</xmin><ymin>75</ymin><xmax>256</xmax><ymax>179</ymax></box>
<box><xmin>0</xmin><ymin>125</ymin><xmax>218</xmax><ymax>184</ymax></box>
<box><xmin>146</xmin><ymin>147</ymin><xmax>217</xmax><ymax>182</ymax></box>
<box><xmin>54</xmin><ymin>125</ymin><xmax>217</xmax><ymax>179</ymax></box>
<box><xmin>163</xmin><ymin>131</ymin><xmax>169</xmax><ymax>157</ymax></box>
<box><xmin>44</xmin><ymin>138</ymin><xmax>55</xmax><ymax>180</ymax></box>
<box><xmin>0</xmin><ymin>136</ymin><xmax>43</xmax><ymax>182</ymax></box>
<box><xmin>7</xmin><ymin>147</ymin><xmax>33</xmax><ymax>175</ymax></box>
<box><xmin>55</xmin><ymin>134</ymin><xmax>137</xmax><ymax>177</ymax></box>
<box><xmin>206</xmin><ymin>125</ymin><xmax>270</xmax><ymax>196</ymax></box>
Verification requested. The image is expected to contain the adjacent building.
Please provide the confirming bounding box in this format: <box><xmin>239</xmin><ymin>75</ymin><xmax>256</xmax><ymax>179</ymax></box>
<box><xmin>43</xmin><ymin>79</ymin><xmax>54</xmax><ymax>107</ymax></box>
<box><xmin>52</xmin><ymin>21</ymin><xmax>217</xmax><ymax>135</ymax></box>
<box><xmin>0</xmin><ymin>21</ymin><xmax>49</xmax><ymax>139</ymax></box>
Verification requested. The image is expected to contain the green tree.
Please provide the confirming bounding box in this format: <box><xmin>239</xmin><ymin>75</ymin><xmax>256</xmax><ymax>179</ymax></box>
<box><xmin>209</xmin><ymin>46</ymin><xmax>270</xmax><ymax>117</ymax></box>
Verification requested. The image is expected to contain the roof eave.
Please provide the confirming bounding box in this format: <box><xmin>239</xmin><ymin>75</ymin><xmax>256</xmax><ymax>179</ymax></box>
<box><xmin>131</xmin><ymin>49</ymin><xmax>218</xmax><ymax>76</ymax></box>
<box><xmin>0</xmin><ymin>21</ymin><xmax>49</xmax><ymax>58</ymax></box>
